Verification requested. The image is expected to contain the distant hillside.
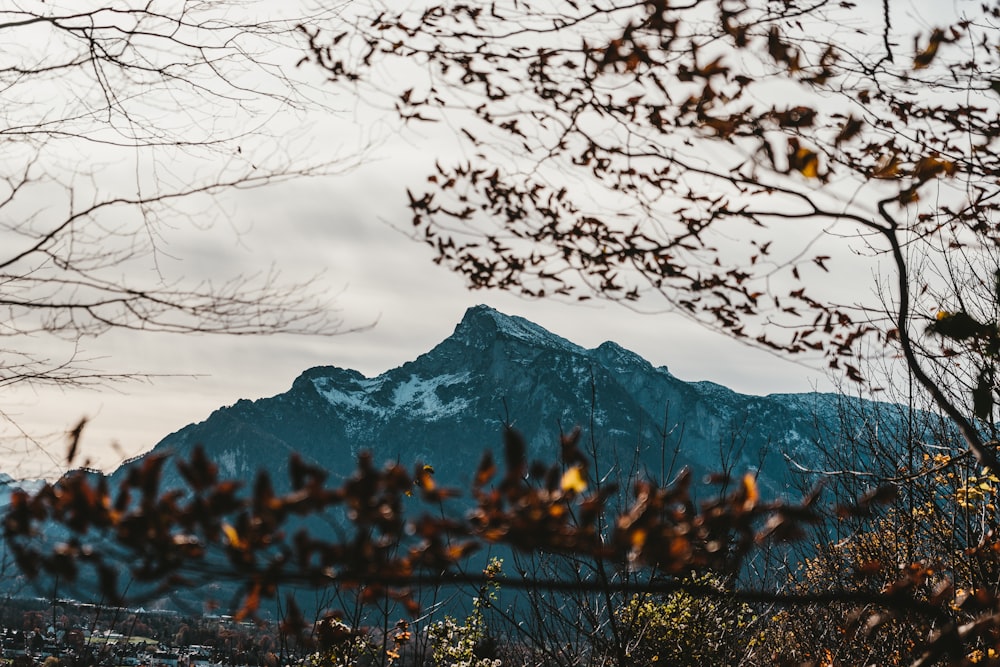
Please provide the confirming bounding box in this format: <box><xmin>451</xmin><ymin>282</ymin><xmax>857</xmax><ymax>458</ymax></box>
<box><xmin>120</xmin><ymin>305</ymin><xmax>893</xmax><ymax>499</ymax></box>
<box><xmin>5</xmin><ymin>305</ymin><xmax>923</xmax><ymax>610</ymax></box>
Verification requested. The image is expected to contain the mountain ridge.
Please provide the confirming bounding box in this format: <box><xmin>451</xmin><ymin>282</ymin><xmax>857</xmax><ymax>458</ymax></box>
<box><xmin>0</xmin><ymin>305</ymin><xmax>948</xmax><ymax>612</ymax></box>
<box><xmin>114</xmin><ymin>304</ymin><xmax>865</xmax><ymax>499</ymax></box>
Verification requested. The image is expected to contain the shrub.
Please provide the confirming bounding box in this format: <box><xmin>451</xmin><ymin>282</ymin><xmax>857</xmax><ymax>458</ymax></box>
<box><xmin>427</xmin><ymin>558</ymin><xmax>503</xmax><ymax>667</ymax></box>
<box><xmin>617</xmin><ymin>572</ymin><xmax>753</xmax><ymax>666</ymax></box>
<box><xmin>305</xmin><ymin>617</ymin><xmax>378</xmax><ymax>667</ymax></box>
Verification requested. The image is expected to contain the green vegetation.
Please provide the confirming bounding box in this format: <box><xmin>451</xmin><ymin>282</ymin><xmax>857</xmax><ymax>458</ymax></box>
<box><xmin>427</xmin><ymin>558</ymin><xmax>502</xmax><ymax>667</ymax></box>
<box><xmin>617</xmin><ymin>573</ymin><xmax>753</xmax><ymax>666</ymax></box>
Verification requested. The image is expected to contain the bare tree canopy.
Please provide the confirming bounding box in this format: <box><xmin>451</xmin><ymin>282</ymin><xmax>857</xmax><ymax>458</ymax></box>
<box><xmin>305</xmin><ymin>0</ymin><xmax>1000</xmax><ymax>468</ymax></box>
<box><xmin>0</xmin><ymin>2</ymin><xmax>354</xmax><ymax>393</ymax></box>
<box><xmin>8</xmin><ymin>4</ymin><xmax>1000</xmax><ymax>665</ymax></box>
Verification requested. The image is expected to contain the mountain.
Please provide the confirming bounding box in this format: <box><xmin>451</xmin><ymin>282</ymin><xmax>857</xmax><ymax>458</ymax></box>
<box><xmin>125</xmin><ymin>304</ymin><xmax>862</xmax><ymax>497</ymax></box>
<box><xmin>0</xmin><ymin>473</ymin><xmax>43</xmax><ymax>507</ymax></box>
<box><xmin>6</xmin><ymin>305</ymin><xmax>925</xmax><ymax>610</ymax></box>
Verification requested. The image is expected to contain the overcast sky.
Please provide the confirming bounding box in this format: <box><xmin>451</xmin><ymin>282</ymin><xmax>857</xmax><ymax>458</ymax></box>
<box><xmin>3</xmin><ymin>0</ymin><xmax>965</xmax><ymax>480</ymax></box>
<box><xmin>5</xmin><ymin>161</ymin><xmax>835</xmax><ymax>480</ymax></box>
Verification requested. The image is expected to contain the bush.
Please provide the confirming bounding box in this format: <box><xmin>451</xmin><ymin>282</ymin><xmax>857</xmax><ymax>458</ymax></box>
<box><xmin>617</xmin><ymin>572</ymin><xmax>753</xmax><ymax>666</ymax></box>
<box><xmin>305</xmin><ymin>617</ymin><xmax>378</xmax><ymax>667</ymax></box>
<box><xmin>427</xmin><ymin>558</ymin><xmax>503</xmax><ymax>667</ymax></box>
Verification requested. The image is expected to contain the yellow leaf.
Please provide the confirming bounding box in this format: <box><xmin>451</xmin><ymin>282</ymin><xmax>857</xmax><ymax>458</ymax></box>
<box><xmin>798</xmin><ymin>152</ymin><xmax>819</xmax><ymax>178</ymax></box>
<box><xmin>417</xmin><ymin>465</ymin><xmax>436</xmax><ymax>491</ymax></box>
<box><xmin>561</xmin><ymin>465</ymin><xmax>587</xmax><ymax>494</ymax></box>
<box><xmin>786</xmin><ymin>139</ymin><xmax>820</xmax><ymax>178</ymax></box>
<box><xmin>630</xmin><ymin>528</ymin><xmax>648</xmax><ymax>548</ymax></box>
<box><xmin>222</xmin><ymin>523</ymin><xmax>244</xmax><ymax>549</ymax></box>
<box><xmin>742</xmin><ymin>473</ymin><xmax>759</xmax><ymax>509</ymax></box>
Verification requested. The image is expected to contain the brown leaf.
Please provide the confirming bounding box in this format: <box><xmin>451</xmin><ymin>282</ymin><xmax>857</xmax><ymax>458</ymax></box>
<box><xmin>913</xmin><ymin>28</ymin><xmax>944</xmax><ymax>69</ymax></box>
<box><xmin>66</xmin><ymin>418</ymin><xmax>87</xmax><ymax>465</ymax></box>
<box><xmin>473</xmin><ymin>450</ymin><xmax>496</xmax><ymax>489</ymax></box>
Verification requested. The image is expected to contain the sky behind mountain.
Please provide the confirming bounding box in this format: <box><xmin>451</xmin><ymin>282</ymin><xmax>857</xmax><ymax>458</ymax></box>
<box><xmin>1</xmin><ymin>0</ymin><xmax>961</xmax><ymax>479</ymax></box>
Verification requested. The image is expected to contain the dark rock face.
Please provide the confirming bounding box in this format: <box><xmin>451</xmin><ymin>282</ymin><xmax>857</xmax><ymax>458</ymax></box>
<box><xmin>7</xmin><ymin>305</ymin><xmax>922</xmax><ymax>611</ymax></box>
<box><xmin>130</xmin><ymin>304</ymin><xmax>860</xmax><ymax>497</ymax></box>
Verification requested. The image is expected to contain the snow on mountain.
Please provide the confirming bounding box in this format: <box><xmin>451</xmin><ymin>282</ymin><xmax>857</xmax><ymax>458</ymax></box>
<box><xmin>5</xmin><ymin>305</ymin><xmax>948</xmax><ymax>612</ymax></box>
<box><xmin>113</xmin><ymin>304</ymin><xmax>905</xmax><ymax>501</ymax></box>
<box><xmin>310</xmin><ymin>370</ymin><xmax>473</xmax><ymax>420</ymax></box>
<box><xmin>452</xmin><ymin>303</ymin><xmax>585</xmax><ymax>353</ymax></box>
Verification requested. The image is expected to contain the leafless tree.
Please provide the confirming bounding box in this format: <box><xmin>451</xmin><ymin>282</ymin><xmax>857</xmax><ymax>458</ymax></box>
<box><xmin>306</xmin><ymin>0</ymin><xmax>1000</xmax><ymax>474</ymax></box>
<box><xmin>0</xmin><ymin>2</ymin><xmax>357</xmax><ymax>401</ymax></box>
<box><xmin>294</xmin><ymin>2</ymin><xmax>1000</xmax><ymax>661</ymax></box>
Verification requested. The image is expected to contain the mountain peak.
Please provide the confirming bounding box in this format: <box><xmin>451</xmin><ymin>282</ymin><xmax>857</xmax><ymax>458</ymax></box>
<box><xmin>124</xmin><ymin>304</ymin><xmax>869</xmax><ymax>534</ymax></box>
<box><xmin>452</xmin><ymin>305</ymin><xmax>582</xmax><ymax>352</ymax></box>
<box><xmin>591</xmin><ymin>340</ymin><xmax>656</xmax><ymax>373</ymax></box>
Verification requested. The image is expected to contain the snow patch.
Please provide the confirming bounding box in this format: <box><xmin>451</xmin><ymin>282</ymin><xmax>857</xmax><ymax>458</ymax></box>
<box><xmin>392</xmin><ymin>372</ymin><xmax>472</xmax><ymax>418</ymax></box>
<box><xmin>312</xmin><ymin>376</ymin><xmax>387</xmax><ymax>415</ymax></box>
<box><xmin>313</xmin><ymin>373</ymin><xmax>471</xmax><ymax>420</ymax></box>
<box><xmin>217</xmin><ymin>449</ymin><xmax>241</xmax><ymax>478</ymax></box>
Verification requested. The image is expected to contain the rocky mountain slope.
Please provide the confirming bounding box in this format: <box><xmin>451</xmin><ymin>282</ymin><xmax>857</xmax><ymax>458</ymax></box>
<box><xmin>129</xmin><ymin>305</ymin><xmax>864</xmax><ymax>497</ymax></box>
<box><xmin>5</xmin><ymin>305</ymin><xmax>928</xmax><ymax>611</ymax></box>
